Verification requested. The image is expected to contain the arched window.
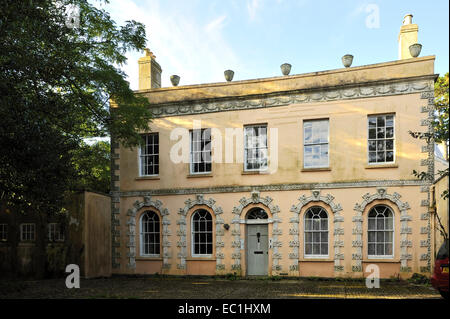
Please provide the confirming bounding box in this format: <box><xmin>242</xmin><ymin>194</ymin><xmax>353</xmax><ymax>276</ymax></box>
<box><xmin>246</xmin><ymin>208</ymin><xmax>268</xmax><ymax>220</ymax></box>
<box><xmin>304</xmin><ymin>206</ymin><xmax>328</xmax><ymax>257</ymax></box>
<box><xmin>368</xmin><ymin>205</ymin><xmax>394</xmax><ymax>257</ymax></box>
<box><xmin>140</xmin><ymin>211</ymin><xmax>160</xmax><ymax>256</ymax></box>
<box><xmin>191</xmin><ymin>209</ymin><xmax>213</xmax><ymax>257</ymax></box>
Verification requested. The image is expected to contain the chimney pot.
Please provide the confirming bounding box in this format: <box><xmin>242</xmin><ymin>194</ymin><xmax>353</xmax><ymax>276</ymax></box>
<box><xmin>403</xmin><ymin>14</ymin><xmax>413</xmax><ymax>25</ymax></box>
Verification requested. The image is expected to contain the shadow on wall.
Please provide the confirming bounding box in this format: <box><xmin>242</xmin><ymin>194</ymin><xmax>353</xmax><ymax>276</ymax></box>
<box><xmin>0</xmin><ymin>191</ymin><xmax>111</xmax><ymax>279</ymax></box>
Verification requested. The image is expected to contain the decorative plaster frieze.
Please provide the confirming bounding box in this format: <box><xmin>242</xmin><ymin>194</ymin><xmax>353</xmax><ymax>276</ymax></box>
<box><xmin>119</xmin><ymin>180</ymin><xmax>425</xmax><ymax>197</ymax></box>
<box><xmin>148</xmin><ymin>78</ymin><xmax>433</xmax><ymax>118</ymax></box>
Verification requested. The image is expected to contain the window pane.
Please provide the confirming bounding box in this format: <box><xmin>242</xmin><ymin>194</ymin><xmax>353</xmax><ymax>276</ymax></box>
<box><xmin>368</xmin><ymin>243</ymin><xmax>375</xmax><ymax>255</ymax></box>
<box><xmin>312</xmin><ymin>219</ymin><xmax>320</xmax><ymax>231</ymax></box>
<box><xmin>313</xmin><ymin>232</ymin><xmax>320</xmax><ymax>242</ymax></box>
<box><xmin>377</xmin><ymin>152</ymin><xmax>385</xmax><ymax>162</ymax></box>
<box><xmin>368</xmin><ymin>140</ymin><xmax>376</xmax><ymax>151</ymax></box>
<box><xmin>385</xmin><ymin>243</ymin><xmax>393</xmax><ymax>255</ymax></box>
<box><xmin>386</xmin><ymin>139</ymin><xmax>393</xmax><ymax>150</ymax></box>
<box><xmin>377</xmin><ymin>127</ymin><xmax>385</xmax><ymax>138</ymax></box>
<box><xmin>386</xmin><ymin>151</ymin><xmax>394</xmax><ymax>162</ymax></box>
<box><xmin>305</xmin><ymin>232</ymin><xmax>312</xmax><ymax>242</ymax></box>
<box><xmin>368</xmin><ymin>231</ymin><xmax>375</xmax><ymax>242</ymax></box>
<box><xmin>376</xmin><ymin>243</ymin><xmax>384</xmax><ymax>255</ymax></box>
<box><xmin>386</xmin><ymin>127</ymin><xmax>394</xmax><ymax>138</ymax></box>
<box><xmin>313</xmin><ymin>243</ymin><xmax>320</xmax><ymax>255</ymax></box>
<box><xmin>321</xmin><ymin>232</ymin><xmax>328</xmax><ymax>242</ymax></box>
<box><xmin>321</xmin><ymin>243</ymin><xmax>328</xmax><ymax>255</ymax></box>
<box><xmin>377</xmin><ymin>116</ymin><xmax>385</xmax><ymax>127</ymax></box>
<box><xmin>376</xmin><ymin>231</ymin><xmax>384</xmax><ymax>242</ymax></box>
<box><xmin>320</xmin><ymin>219</ymin><xmax>327</xmax><ymax>230</ymax></box>
<box><xmin>369</xmin><ymin>128</ymin><xmax>376</xmax><ymax>139</ymax></box>
<box><xmin>305</xmin><ymin>243</ymin><xmax>312</xmax><ymax>255</ymax></box>
<box><xmin>386</xmin><ymin>116</ymin><xmax>394</xmax><ymax>126</ymax></box>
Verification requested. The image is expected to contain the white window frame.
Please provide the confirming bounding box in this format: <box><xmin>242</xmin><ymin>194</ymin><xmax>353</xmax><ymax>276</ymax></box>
<box><xmin>243</xmin><ymin>124</ymin><xmax>268</xmax><ymax>172</ymax></box>
<box><xmin>303</xmin><ymin>207</ymin><xmax>329</xmax><ymax>258</ymax></box>
<box><xmin>367</xmin><ymin>114</ymin><xmax>395</xmax><ymax>165</ymax></box>
<box><xmin>20</xmin><ymin>223</ymin><xmax>35</xmax><ymax>242</ymax></box>
<box><xmin>48</xmin><ymin>223</ymin><xmax>65</xmax><ymax>242</ymax></box>
<box><xmin>139</xmin><ymin>211</ymin><xmax>161</xmax><ymax>257</ymax></box>
<box><xmin>189</xmin><ymin>129</ymin><xmax>212</xmax><ymax>175</ymax></box>
<box><xmin>191</xmin><ymin>210</ymin><xmax>213</xmax><ymax>258</ymax></box>
<box><xmin>138</xmin><ymin>133</ymin><xmax>159</xmax><ymax>177</ymax></box>
<box><xmin>303</xmin><ymin>119</ymin><xmax>329</xmax><ymax>169</ymax></box>
<box><xmin>367</xmin><ymin>205</ymin><xmax>395</xmax><ymax>259</ymax></box>
<box><xmin>0</xmin><ymin>223</ymin><xmax>8</xmax><ymax>242</ymax></box>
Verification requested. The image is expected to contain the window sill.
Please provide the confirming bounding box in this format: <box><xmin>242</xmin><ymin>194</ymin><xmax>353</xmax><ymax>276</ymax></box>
<box><xmin>299</xmin><ymin>258</ymin><xmax>333</xmax><ymax>262</ymax></box>
<box><xmin>18</xmin><ymin>242</ymin><xmax>35</xmax><ymax>246</ymax></box>
<box><xmin>136</xmin><ymin>257</ymin><xmax>163</xmax><ymax>261</ymax></box>
<box><xmin>187</xmin><ymin>173</ymin><xmax>213</xmax><ymax>178</ymax></box>
<box><xmin>186</xmin><ymin>257</ymin><xmax>216</xmax><ymax>261</ymax></box>
<box><xmin>241</xmin><ymin>170</ymin><xmax>268</xmax><ymax>175</ymax></box>
<box><xmin>136</xmin><ymin>176</ymin><xmax>160</xmax><ymax>180</ymax></box>
<box><xmin>365</xmin><ymin>164</ymin><xmax>398</xmax><ymax>169</ymax></box>
<box><xmin>301</xmin><ymin>167</ymin><xmax>331</xmax><ymax>172</ymax></box>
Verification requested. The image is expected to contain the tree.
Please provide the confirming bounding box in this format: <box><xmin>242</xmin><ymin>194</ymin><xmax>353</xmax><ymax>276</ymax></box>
<box><xmin>410</xmin><ymin>73</ymin><xmax>449</xmax><ymax>199</ymax></box>
<box><xmin>71</xmin><ymin>140</ymin><xmax>111</xmax><ymax>194</ymax></box>
<box><xmin>0</xmin><ymin>0</ymin><xmax>152</xmax><ymax>277</ymax></box>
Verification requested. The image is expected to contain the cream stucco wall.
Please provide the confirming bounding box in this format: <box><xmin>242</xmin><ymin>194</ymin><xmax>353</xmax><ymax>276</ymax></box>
<box><xmin>112</xmin><ymin>56</ymin><xmax>437</xmax><ymax>278</ymax></box>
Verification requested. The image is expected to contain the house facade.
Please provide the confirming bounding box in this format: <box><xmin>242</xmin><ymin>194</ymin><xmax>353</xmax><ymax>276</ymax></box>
<box><xmin>110</xmin><ymin>16</ymin><xmax>443</xmax><ymax>278</ymax></box>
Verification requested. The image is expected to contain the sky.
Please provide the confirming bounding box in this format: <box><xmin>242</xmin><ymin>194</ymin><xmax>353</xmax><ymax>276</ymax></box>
<box><xmin>99</xmin><ymin>0</ymin><xmax>449</xmax><ymax>90</ymax></box>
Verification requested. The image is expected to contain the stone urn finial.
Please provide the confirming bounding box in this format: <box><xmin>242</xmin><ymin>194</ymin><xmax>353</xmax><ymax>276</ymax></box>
<box><xmin>170</xmin><ymin>75</ymin><xmax>180</xmax><ymax>86</ymax></box>
<box><xmin>409</xmin><ymin>43</ymin><xmax>422</xmax><ymax>58</ymax></box>
<box><xmin>280</xmin><ymin>63</ymin><xmax>291</xmax><ymax>75</ymax></box>
<box><xmin>224</xmin><ymin>70</ymin><xmax>234</xmax><ymax>82</ymax></box>
<box><xmin>342</xmin><ymin>54</ymin><xmax>354</xmax><ymax>68</ymax></box>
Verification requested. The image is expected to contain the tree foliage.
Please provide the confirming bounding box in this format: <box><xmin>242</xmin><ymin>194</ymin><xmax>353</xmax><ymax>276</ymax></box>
<box><xmin>0</xmin><ymin>0</ymin><xmax>152</xmax><ymax>213</ymax></box>
<box><xmin>71</xmin><ymin>140</ymin><xmax>111</xmax><ymax>194</ymax></box>
<box><xmin>409</xmin><ymin>73</ymin><xmax>449</xmax><ymax>200</ymax></box>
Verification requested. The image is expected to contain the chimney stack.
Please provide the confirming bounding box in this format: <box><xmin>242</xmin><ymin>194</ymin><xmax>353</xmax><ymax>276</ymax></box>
<box><xmin>138</xmin><ymin>48</ymin><xmax>162</xmax><ymax>90</ymax></box>
<box><xmin>398</xmin><ymin>14</ymin><xmax>419</xmax><ymax>59</ymax></box>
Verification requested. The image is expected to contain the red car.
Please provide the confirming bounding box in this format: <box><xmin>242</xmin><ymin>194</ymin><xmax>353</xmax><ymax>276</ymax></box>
<box><xmin>431</xmin><ymin>239</ymin><xmax>449</xmax><ymax>300</ymax></box>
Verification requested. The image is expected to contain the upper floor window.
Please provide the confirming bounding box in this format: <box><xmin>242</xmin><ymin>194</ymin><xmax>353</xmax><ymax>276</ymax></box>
<box><xmin>190</xmin><ymin>129</ymin><xmax>211</xmax><ymax>174</ymax></box>
<box><xmin>0</xmin><ymin>224</ymin><xmax>8</xmax><ymax>242</ymax></box>
<box><xmin>140</xmin><ymin>133</ymin><xmax>159</xmax><ymax>176</ymax></box>
<box><xmin>303</xmin><ymin>119</ymin><xmax>329</xmax><ymax>168</ymax></box>
<box><xmin>244</xmin><ymin>124</ymin><xmax>268</xmax><ymax>171</ymax></box>
<box><xmin>140</xmin><ymin>211</ymin><xmax>161</xmax><ymax>256</ymax></box>
<box><xmin>191</xmin><ymin>209</ymin><xmax>213</xmax><ymax>257</ymax></box>
<box><xmin>368</xmin><ymin>115</ymin><xmax>395</xmax><ymax>164</ymax></box>
<box><xmin>20</xmin><ymin>223</ymin><xmax>35</xmax><ymax>242</ymax></box>
<box><xmin>304</xmin><ymin>207</ymin><xmax>329</xmax><ymax>257</ymax></box>
<box><xmin>48</xmin><ymin>223</ymin><xmax>65</xmax><ymax>242</ymax></box>
<box><xmin>368</xmin><ymin>205</ymin><xmax>394</xmax><ymax>258</ymax></box>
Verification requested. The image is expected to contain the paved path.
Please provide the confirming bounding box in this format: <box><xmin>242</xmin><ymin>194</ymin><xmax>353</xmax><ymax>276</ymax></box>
<box><xmin>0</xmin><ymin>276</ymin><xmax>443</xmax><ymax>299</ymax></box>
